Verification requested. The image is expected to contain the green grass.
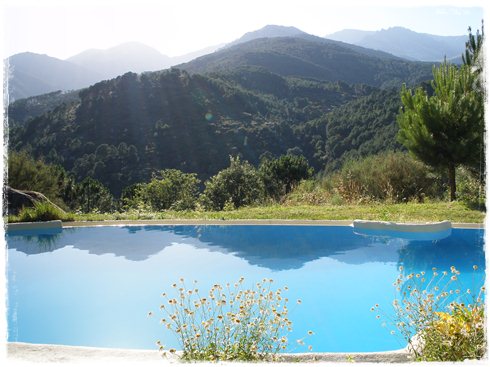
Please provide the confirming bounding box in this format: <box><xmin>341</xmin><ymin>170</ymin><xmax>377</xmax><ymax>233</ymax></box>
<box><xmin>66</xmin><ymin>201</ymin><xmax>484</xmax><ymax>223</ymax></box>
<box><xmin>8</xmin><ymin>201</ymin><xmax>75</xmax><ymax>223</ymax></box>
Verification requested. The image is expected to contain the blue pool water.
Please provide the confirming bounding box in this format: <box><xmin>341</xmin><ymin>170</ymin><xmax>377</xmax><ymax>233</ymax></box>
<box><xmin>6</xmin><ymin>225</ymin><xmax>485</xmax><ymax>352</ymax></box>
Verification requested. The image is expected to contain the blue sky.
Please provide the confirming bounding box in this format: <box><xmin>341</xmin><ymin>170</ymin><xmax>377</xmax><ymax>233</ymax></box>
<box><xmin>1</xmin><ymin>0</ymin><xmax>485</xmax><ymax>59</ymax></box>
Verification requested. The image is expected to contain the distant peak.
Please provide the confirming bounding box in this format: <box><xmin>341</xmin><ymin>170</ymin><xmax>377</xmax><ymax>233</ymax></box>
<box><xmin>7</xmin><ymin>52</ymin><xmax>61</xmax><ymax>61</ymax></box>
<box><xmin>381</xmin><ymin>26</ymin><xmax>414</xmax><ymax>33</ymax></box>
<box><xmin>260</xmin><ymin>24</ymin><xmax>304</xmax><ymax>32</ymax></box>
<box><xmin>227</xmin><ymin>24</ymin><xmax>308</xmax><ymax>47</ymax></box>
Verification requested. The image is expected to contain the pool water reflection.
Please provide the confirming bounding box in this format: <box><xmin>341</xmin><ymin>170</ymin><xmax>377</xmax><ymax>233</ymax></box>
<box><xmin>6</xmin><ymin>225</ymin><xmax>485</xmax><ymax>352</ymax></box>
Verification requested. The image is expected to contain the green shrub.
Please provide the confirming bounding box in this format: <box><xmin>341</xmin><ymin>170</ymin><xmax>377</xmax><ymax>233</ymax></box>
<box><xmin>373</xmin><ymin>265</ymin><xmax>486</xmax><ymax>361</ymax></box>
<box><xmin>152</xmin><ymin>278</ymin><xmax>312</xmax><ymax>361</ymax></box>
<box><xmin>200</xmin><ymin>156</ymin><xmax>265</xmax><ymax>211</ymax></box>
<box><xmin>7</xmin><ymin>150</ymin><xmax>76</xmax><ymax>210</ymax></box>
<box><xmin>75</xmin><ymin>177</ymin><xmax>114</xmax><ymax>213</ymax></box>
<box><xmin>283</xmin><ymin>180</ymin><xmax>333</xmax><ymax>205</ymax></box>
<box><xmin>456</xmin><ymin>167</ymin><xmax>485</xmax><ymax>210</ymax></box>
<box><xmin>143</xmin><ymin>169</ymin><xmax>200</xmax><ymax>211</ymax></box>
<box><xmin>120</xmin><ymin>183</ymin><xmax>148</xmax><ymax>211</ymax></box>
<box><xmin>259</xmin><ymin>154</ymin><xmax>314</xmax><ymax>200</ymax></box>
<box><xmin>17</xmin><ymin>201</ymin><xmax>73</xmax><ymax>222</ymax></box>
<box><xmin>331</xmin><ymin>152</ymin><xmax>441</xmax><ymax>203</ymax></box>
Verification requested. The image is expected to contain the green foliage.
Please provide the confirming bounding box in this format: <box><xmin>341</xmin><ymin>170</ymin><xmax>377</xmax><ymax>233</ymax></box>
<box><xmin>330</xmin><ymin>152</ymin><xmax>440</xmax><ymax>203</ymax></box>
<box><xmin>259</xmin><ymin>154</ymin><xmax>314</xmax><ymax>199</ymax></box>
<box><xmin>374</xmin><ymin>265</ymin><xmax>485</xmax><ymax>361</ymax></box>
<box><xmin>282</xmin><ymin>180</ymin><xmax>334</xmax><ymax>206</ymax></box>
<box><xmin>141</xmin><ymin>169</ymin><xmax>200</xmax><ymax>211</ymax></box>
<box><xmin>462</xmin><ymin>22</ymin><xmax>484</xmax><ymax>75</ymax></box>
<box><xmin>120</xmin><ymin>183</ymin><xmax>147</xmax><ymax>211</ymax></box>
<box><xmin>397</xmin><ymin>62</ymin><xmax>484</xmax><ymax>200</ymax></box>
<box><xmin>7</xmin><ymin>150</ymin><xmax>74</xmax><ymax>209</ymax></box>
<box><xmin>456</xmin><ymin>167</ymin><xmax>486</xmax><ymax>210</ymax></box>
<box><xmin>75</xmin><ymin>177</ymin><xmax>114</xmax><ymax>213</ymax></box>
<box><xmin>72</xmin><ymin>142</ymin><xmax>141</xmax><ymax>196</ymax></box>
<box><xmin>8</xmin><ymin>61</ymin><xmax>426</xmax><ymax>197</ymax></box>
<box><xmin>153</xmin><ymin>278</ymin><xmax>311</xmax><ymax>361</ymax></box>
<box><xmin>8</xmin><ymin>90</ymin><xmax>80</xmax><ymax>127</ymax></box>
<box><xmin>16</xmin><ymin>201</ymin><xmax>73</xmax><ymax>222</ymax></box>
<box><xmin>182</xmin><ymin>36</ymin><xmax>432</xmax><ymax>88</ymax></box>
<box><xmin>200</xmin><ymin>156</ymin><xmax>265</xmax><ymax>211</ymax></box>
<box><xmin>420</xmin><ymin>303</ymin><xmax>485</xmax><ymax>361</ymax></box>
<box><xmin>322</xmin><ymin>88</ymin><xmax>403</xmax><ymax>171</ymax></box>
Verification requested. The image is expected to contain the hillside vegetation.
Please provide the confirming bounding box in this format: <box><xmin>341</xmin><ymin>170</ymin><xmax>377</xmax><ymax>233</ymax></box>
<box><xmin>7</xmin><ymin>28</ymin><xmax>484</xmax><ymax>224</ymax></box>
<box><xmin>179</xmin><ymin>36</ymin><xmax>433</xmax><ymax>88</ymax></box>
<box><xmin>9</xmin><ymin>67</ymin><xmax>391</xmax><ymax>195</ymax></box>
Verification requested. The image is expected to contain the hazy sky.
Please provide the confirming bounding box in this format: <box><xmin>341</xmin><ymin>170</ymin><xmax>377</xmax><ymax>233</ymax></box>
<box><xmin>1</xmin><ymin>0</ymin><xmax>485</xmax><ymax>59</ymax></box>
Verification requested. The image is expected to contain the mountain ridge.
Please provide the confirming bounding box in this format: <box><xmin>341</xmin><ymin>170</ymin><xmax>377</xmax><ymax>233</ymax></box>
<box><xmin>225</xmin><ymin>25</ymin><xmax>308</xmax><ymax>47</ymax></box>
<box><xmin>5</xmin><ymin>52</ymin><xmax>103</xmax><ymax>101</ymax></box>
<box><xmin>177</xmin><ymin>35</ymin><xmax>432</xmax><ymax>88</ymax></box>
<box><xmin>7</xmin><ymin>25</ymin><xmax>447</xmax><ymax>101</ymax></box>
<box><xmin>326</xmin><ymin>27</ymin><xmax>467</xmax><ymax>62</ymax></box>
<box><xmin>67</xmin><ymin>42</ymin><xmax>174</xmax><ymax>80</ymax></box>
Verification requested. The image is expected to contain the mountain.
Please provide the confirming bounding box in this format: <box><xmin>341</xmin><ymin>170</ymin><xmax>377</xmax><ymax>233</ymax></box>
<box><xmin>326</xmin><ymin>27</ymin><xmax>467</xmax><ymax>62</ymax></box>
<box><xmin>226</xmin><ymin>25</ymin><xmax>308</xmax><ymax>47</ymax></box>
<box><xmin>5</xmin><ymin>52</ymin><xmax>102</xmax><ymax>101</ymax></box>
<box><xmin>325</xmin><ymin>29</ymin><xmax>375</xmax><ymax>44</ymax></box>
<box><xmin>67</xmin><ymin>42</ymin><xmax>174</xmax><ymax>81</ymax></box>
<box><xmin>178</xmin><ymin>35</ymin><xmax>433</xmax><ymax>88</ymax></box>
<box><xmin>169</xmin><ymin>44</ymin><xmax>225</xmax><ymax>65</ymax></box>
<box><xmin>8</xmin><ymin>27</ymin><xmax>436</xmax><ymax>196</ymax></box>
<box><xmin>9</xmin><ymin>67</ymin><xmax>376</xmax><ymax>195</ymax></box>
<box><xmin>6</xmin><ymin>42</ymin><xmax>225</xmax><ymax>101</ymax></box>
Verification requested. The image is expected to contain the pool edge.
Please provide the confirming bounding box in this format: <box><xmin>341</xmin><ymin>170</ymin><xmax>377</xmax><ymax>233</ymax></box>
<box><xmin>61</xmin><ymin>219</ymin><xmax>355</xmax><ymax>228</ymax></box>
<box><xmin>7</xmin><ymin>342</ymin><xmax>413</xmax><ymax>363</ymax></box>
<box><xmin>57</xmin><ymin>219</ymin><xmax>484</xmax><ymax>229</ymax></box>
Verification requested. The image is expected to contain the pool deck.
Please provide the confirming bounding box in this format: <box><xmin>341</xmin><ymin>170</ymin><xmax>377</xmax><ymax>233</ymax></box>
<box><xmin>7</xmin><ymin>342</ymin><xmax>414</xmax><ymax>364</ymax></box>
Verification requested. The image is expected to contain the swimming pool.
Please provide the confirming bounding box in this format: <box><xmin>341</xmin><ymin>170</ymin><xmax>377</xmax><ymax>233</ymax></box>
<box><xmin>6</xmin><ymin>224</ymin><xmax>485</xmax><ymax>353</ymax></box>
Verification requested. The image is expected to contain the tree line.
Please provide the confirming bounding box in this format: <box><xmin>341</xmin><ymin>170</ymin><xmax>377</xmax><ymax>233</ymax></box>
<box><xmin>7</xmin><ymin>151</ymin><xmax>313</xmax><ymax>214</ymax></box>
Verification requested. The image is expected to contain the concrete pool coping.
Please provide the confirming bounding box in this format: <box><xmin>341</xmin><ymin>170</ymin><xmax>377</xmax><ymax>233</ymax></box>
<box><xmin>6</xmin><ymin>219</ymin><xmax>485</xmax><ymax>230</ymax></box>
<box><xmin>63</xmin><ymin>219</ymin><xmax>484</xmax><ymax>229</ymax></box>
<box><xmin>7</xmin><ymin>342</ymin><xmax>414</xmax><ymax>364</ymax></box>
<box><xmin>6</xmin><ymin>219</ymin><xmax>484</xmax><ymax>230</ymax></box>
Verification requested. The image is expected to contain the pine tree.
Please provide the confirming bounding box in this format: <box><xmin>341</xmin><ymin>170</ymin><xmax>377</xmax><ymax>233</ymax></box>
<box><xmin>397</xmin><ymin>62</ymin><xmax>483</xmax><ymax>201</ymax></box>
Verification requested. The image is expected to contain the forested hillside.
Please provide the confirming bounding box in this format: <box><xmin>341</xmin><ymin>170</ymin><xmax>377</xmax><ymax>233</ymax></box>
<box><xmin>10</xmin><ymin>67</ymin><xmax>385</xmax><ymax>195</ymax></box>
<box><xmin>8</xmin><ymin>32</ymin><xmax>436</xmax><ymax>198</ymax></box>
<box><xmin>8</xmin><ymin>90</ymin><xmax>81</xmax><ymax>127</ymax></box>
<box><xmin>178</xmin><ymin>36</ymin><xmax>433</xmax><ymax>88</ymax></box>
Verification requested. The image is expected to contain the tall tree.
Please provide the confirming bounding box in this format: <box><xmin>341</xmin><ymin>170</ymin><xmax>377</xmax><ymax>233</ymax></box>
<box><xmin>397</xmin><ymin>62</ymin><xmax>483</xmax><ymax>201</ymax></box>
<box><xmin>462</xmin><ymin>21</ymin><xmax>484</xmax><ymax>75</ymax></box>
<box><xmin>462</xmin><ymin>22</ymin><xmax>485</xmax><ymax>183</ymax></box>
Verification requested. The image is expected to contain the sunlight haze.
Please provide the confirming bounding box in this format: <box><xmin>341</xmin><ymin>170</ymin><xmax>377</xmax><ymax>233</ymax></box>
<box><xmin>2</xmin><ymin>0</ymin><xmax>485</xmax><ymax>59</ymax></box>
